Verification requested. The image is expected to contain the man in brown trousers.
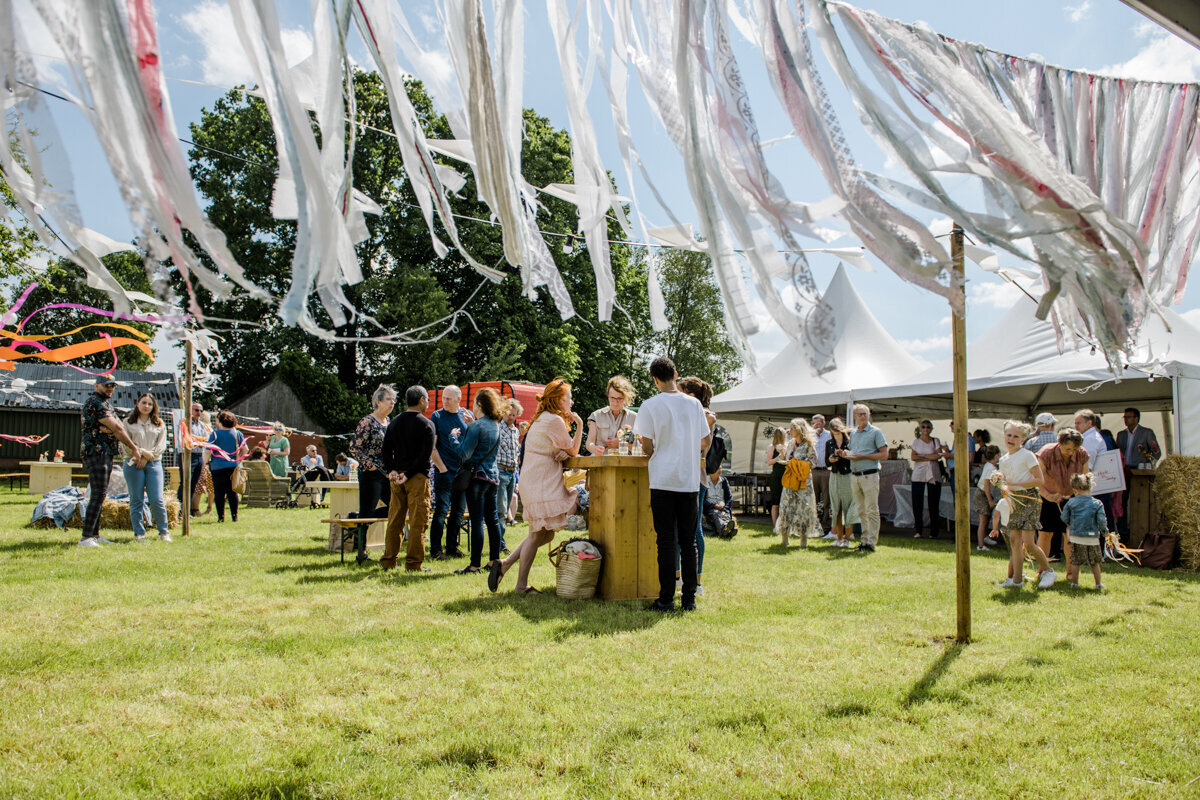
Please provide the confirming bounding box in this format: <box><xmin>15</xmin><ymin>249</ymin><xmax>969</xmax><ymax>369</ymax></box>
<box><xmin>380</xmin><ymin>386</ymin><xmax>436</xmax><ymax>571</ymax></box>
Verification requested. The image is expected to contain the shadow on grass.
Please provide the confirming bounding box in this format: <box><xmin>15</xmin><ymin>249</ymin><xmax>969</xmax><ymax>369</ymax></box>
<box><xmin>759</xmin><ymin>542</ymin><xmax>816</xmax><ymax>555</ymax></box>
<box><xmin>202</xmin><ymin>776</ymin><xmax>314</xmax><ymax>800</ymax></box>
<box><xmin>295</xmin><ymin>567</ymin><xmax>459</xmax><ymax>586</ymax></box>
<box><xmin>990</xmin><ymin>588</ymin><xmax>1039</xmax><ymax>605</ymax></box>
<box><xmin>0</xmin><ymin>537</ymin><xmax>74</xmax><ymax>554</ymax></box>
<box><xmin>441</xmin><ymin>591</ymin><xmax>667</xmax><ymax>639</ymax></box>
<box><xmin>903</xmin><ymin>641</ymin><xmax>965</xmax><ymax>707</ymax></box>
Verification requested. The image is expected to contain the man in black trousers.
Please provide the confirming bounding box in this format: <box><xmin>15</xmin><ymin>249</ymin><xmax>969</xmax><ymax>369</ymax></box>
<box><xmin>633</xmin><ymin>357</ymin><xmax>712</xmax><ymax>612</ymax></box>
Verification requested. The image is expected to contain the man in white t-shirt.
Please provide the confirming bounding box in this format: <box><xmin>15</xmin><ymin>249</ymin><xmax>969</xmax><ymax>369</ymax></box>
<box><xmin>634</xmin><ymin>357</ymin><xmax>712</xmax><ymax>612</ymax></box>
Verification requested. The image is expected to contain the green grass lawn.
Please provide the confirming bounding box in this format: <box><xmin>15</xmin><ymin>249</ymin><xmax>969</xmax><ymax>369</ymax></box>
<box><xmin>1</xmin><ymin>486</ymin><xmax>1198</xmax><ymax>799</ymax></box>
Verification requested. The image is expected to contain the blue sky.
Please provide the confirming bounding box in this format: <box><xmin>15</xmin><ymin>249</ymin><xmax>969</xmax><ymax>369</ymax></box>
<box><xmin>14</xmin><ymin>0</ymin><xmax>1200</xmax><ymax>373</ymax></box>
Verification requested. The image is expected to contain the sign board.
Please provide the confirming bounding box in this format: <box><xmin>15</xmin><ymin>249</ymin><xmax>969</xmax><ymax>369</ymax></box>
<box><xmin>1090</xmin><ymin>450</ymin><xmax>1126</xmax><ymax>496</ymax></box>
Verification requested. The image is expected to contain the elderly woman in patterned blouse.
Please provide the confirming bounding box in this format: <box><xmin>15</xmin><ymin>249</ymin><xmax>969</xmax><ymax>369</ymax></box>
<box><xmin>348</xmin><ymin>384</ymin><xmax>396</xmax><ymax>565</ymax></box>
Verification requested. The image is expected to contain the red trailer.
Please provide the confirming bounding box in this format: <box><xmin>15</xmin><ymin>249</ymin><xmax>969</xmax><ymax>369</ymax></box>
<box><xmin>424</xmin><ymin>381</ymin><xmax>545</xmax><ymax>425</ymax></box>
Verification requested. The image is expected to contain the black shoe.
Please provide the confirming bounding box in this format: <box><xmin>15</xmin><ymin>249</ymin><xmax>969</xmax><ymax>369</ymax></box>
<box><xmin>648</xmin><ymin>600</ymin><xmax>675</xmax><ymax>613</ymax></box>
<box><xmin>431</xmin><ymin>552</ymin><xmax>448</xmax><ymax>561</ymax></box>
<box><xmin>681</xmin><ymin>600</ymin><xmax>697</xmax><ymax>612</ymax></box>
<box><xmin>856</xmin><ymin>544</ymin><xmax>875</xmax><ymax>552</ymax></box>
<box><xmin>355</xmin><ymin>552</ymin><xmax>371</xmax><ymax>565</ymax></box>
<box><xmin>446</xmin><ymin>550</ymin><xmax>465</xmax><ymax>558</ymax></box>
<box><xmin>500</xmin><ymin>547</ymin><xmax>510</xmax><ymax>556</ymax></box>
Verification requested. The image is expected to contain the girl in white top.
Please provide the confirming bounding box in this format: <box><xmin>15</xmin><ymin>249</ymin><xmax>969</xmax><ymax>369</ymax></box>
<box><xmin>120</xmin><ymin>393</ymin><xmax>171</xmax><ymax>542</ymax></box>
<box><xmin>994</xmin><ymin>421</ymin><xmax>1055</xmax><ymax>589</ymax></box>
<box><xmin>974</xmin><ymin>445</ymin><xmax>1000</xmax><ymax>550</ymax></box>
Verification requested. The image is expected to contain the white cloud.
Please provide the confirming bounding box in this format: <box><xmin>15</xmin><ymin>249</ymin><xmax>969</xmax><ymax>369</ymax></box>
<box><xmin>1065</xmin><ymin>1</ymin><xmax>1092</xmax><ymax>23</ymax></box>
<box><xmin>1099</xmin><ymin>31</ymin><xmax>1200</xmax><ymax>83</ymax></box>
<box><xmin>897</xmin><ymin>335</ymin><xmax>950</xmax><ymax>354</ymax></box>
<box><xmin>968</xmin><ymin>278</ymin><xmax>1033</xmax><ymax>310</ymax></box>
<box><xmin>180</xmin><ymin>1</ymin><xmax>313</xmax><ymax>87</ymax></box>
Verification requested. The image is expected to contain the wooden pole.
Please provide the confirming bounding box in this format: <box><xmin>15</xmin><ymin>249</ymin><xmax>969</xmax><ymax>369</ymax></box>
<box><xmin>951</xmin><ymin>224</ymin><xmax>970</xmax><ymax>643</ymax></box>
<box><xmin>181</xmin><ymin>338</ymin><xmax>194</xmax><ymax>537</ymax></box>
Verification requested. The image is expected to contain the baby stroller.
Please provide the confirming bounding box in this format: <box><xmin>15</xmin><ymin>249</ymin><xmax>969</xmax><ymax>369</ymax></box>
<box><xmin>273</xmin><ymin>465</ymin><xmax>323</xmax><ymax>509</ymax></box>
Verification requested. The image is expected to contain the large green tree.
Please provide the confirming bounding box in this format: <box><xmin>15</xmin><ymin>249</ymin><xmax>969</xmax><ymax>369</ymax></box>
<box><xmin>643</xmin><ymin>249</ymin><xmax>743</xmax><ymax>394</ymax></box>
<box><xmin>186</xmin><ymin>71</ymin><xmax>651</xmax><ymax>416</ymax></box>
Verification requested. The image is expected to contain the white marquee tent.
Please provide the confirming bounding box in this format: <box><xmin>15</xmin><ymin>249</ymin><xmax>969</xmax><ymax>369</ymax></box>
<box><xmin>715</xmin><ymin>288</ymin><xmax>1200</xmax><ymax>473</ymax></box>
<box><xmin>712</xmin><ymin>264</ymin><xmax>930</xmax><ymax>472</ymax></box>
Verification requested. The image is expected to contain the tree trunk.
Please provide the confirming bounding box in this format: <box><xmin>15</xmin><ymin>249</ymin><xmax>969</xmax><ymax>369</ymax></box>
<box><xmin>337</xmin><ymin>340</ymin><xmax>357</xmax><ymax>392</ymax></box>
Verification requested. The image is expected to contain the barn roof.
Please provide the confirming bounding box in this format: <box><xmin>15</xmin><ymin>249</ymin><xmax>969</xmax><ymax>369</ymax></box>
<box><xmin>0</xmin><ymin>363</ymin><xmax>179</xmax><ymax>413</ymax></box>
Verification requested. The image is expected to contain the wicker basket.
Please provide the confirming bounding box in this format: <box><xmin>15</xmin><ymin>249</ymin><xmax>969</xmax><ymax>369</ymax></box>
<box><xmin>548</xmin><ymin>538</ymin><xmax>603</xmax><ymax>599</ymax></box>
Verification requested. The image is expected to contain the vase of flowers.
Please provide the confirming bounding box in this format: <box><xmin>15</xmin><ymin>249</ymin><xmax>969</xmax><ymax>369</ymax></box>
<box><xmin>1136</xmin><ymin>441</ymin><xmax>1161</xmax><ymax>469</ymax></box>
<box><xmin>53</xmin><ymin>450</ymin><xmax>64</xmax><ymax>463</ymax></box>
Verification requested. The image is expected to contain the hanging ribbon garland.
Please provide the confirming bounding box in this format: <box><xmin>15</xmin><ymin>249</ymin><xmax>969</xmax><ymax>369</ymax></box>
<box><xmin>0</xmin><ymin>433</ymin><xmax>50</xmax><ymax>447</ymax></box>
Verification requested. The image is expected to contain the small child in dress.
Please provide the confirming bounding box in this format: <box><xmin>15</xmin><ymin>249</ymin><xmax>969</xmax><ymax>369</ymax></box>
<box><xmin>975</xmin><ymin>445</ymin><xmax>1001</xmax><ymax>550</ymax></box>
<box><xmin>1060</xmin><ymin>472</ymin><xmax>1107</xmax><ymax>590</ymax></box>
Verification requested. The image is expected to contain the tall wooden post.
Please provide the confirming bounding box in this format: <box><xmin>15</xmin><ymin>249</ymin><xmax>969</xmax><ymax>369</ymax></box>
<box><xmin>951</xmin><ymin>225</ymin><xmax>970</xmax><ymax>642</ymax></box>
<box><xmin>181</xmin><ymin>338</ymin><xmax>194</xmax><ymax>537</ymax></box>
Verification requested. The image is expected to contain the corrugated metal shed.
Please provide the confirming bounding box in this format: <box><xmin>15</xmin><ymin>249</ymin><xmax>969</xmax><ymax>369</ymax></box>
<box><xmin>0</xmin><ymin>364</ymin><xmax>181</xmax><ymax>465</ymax></box>
<box><xmin>0</xmin><ymin>363</ymin><xmax>179</xmax><ymax>411</ymax></box>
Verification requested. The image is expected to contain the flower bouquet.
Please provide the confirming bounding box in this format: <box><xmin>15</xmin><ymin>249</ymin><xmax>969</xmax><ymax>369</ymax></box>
<box><xmin>1136</xmin><ymin>441</ymin><xmax>1161</xmax><ymax>467</ymax></box>
<box><xmin>53</xmin><ymin>450</ymin><xmax>64</xmax><ymax>463</ymax></box>
<box><xmin>988</xmin><ymin>470</ymin><xmax>1005</xmax><ymax>487</ymax></box>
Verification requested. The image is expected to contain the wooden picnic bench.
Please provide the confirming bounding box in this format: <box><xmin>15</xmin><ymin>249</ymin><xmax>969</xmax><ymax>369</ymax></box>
<box><xmin>323</xmin><ymin>516</ymin><xmax>388</xmax><ymax>563</ymax></box>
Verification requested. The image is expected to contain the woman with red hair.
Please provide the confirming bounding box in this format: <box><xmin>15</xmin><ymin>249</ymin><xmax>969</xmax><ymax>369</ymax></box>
<box><xmin>489</xmin><ymin>378</ymin><xmax>583</xmax><ymax>594</ymax></box>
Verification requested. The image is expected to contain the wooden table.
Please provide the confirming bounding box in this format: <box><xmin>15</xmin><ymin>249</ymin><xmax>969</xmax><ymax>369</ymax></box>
<box><xmin>20</xmin><ymin>460</ymin><xmax>79</xmax><ymax>494</ymax></box>
<box><xmin>1125</xmin><ymin>468</ymin><xmax>1159</xmax><ymax>548</ymax></box>
<box><xmin>563</xmin><ymin>455</ymin><xmax>658</xmax><ymax>601</ymax></box>
<box><xmin>307</xmin><ymin>480</ymin><xmax>387</xmax><ymax>553</ymax></box>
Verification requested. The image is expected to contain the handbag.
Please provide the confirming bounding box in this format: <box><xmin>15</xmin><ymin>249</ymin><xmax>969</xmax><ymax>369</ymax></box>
<box><xmin>1139</xmin><ymin>520</ymin><xmax>1177</xmax><ymax>569</ymax></box>
<box><xmin>230</xmin><ymin>463</ymin><xmax>248</xmax><ymax>494</ymax></box>
<box><xmin>452</xmin><ymin>465</ymin><xmax>473</xmax><ymax>492</ymax></box>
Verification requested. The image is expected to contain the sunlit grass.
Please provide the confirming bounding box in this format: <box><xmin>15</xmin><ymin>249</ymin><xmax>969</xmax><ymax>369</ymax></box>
<box><xmin>1</xmin><ymin>486</ymin><xmax>1197</xmax><ymax>799</ymax></box>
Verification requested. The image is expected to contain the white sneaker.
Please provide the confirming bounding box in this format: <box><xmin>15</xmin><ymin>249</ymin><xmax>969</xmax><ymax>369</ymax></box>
<box><xmin>822</xmin><ymin>531</ymin><xmax>837</xmax><ymax>540</ymax></box>
<box><xmin>96</xmin><ymin>537</ymin><xmax>117</xmax><ymax>545</ymax></box>
<box><xmin>159</xmin><ymin>533</ymin><xmax>173</xmax><ymax>543</ymax></box>
<box><xmin>1068</xmin><ymin>582</ymin><xmax>1080</xmax><ymax>588</ymax></box>
<box><xmin>976</xmin><ymin>545</ymin><xmax>990</xmax><ymax>551</ymax></box>
<box><xmin>1095</xmin><ymin>583</ymin><xmax>1106</xmax><ymax>591</ymax></box>
<box><xmin>78</xmin><ymin>537</ymin><xmax>103</xmax><ymax>547</ymax></box>
<box><xmin>1038</xmin><ymin>569</ymin><xmax>1057</xmax><ymax>589</ymax></box>
<box><xmin>676</xmin><ymin>578</ymin><xmax>683</xmax><ymax>591</ymax></box>
<box><xmin>133</xmin><ymin>535</ymin><xmax>147</xmax><ymax>543</ymax></box>
<box><xmin>997</xmin><ymin>578</ymin><xmax>1023</xmax><ymax>588</ymax></box>
<box><xmin>695</xmin><ymin>584</ymin><xmax>704</xmax><ymax>596</ymax></box>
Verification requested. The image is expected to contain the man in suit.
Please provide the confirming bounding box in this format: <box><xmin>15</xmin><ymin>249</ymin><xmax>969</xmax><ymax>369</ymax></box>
<box><xmin>1116</xmin><ymin>407</ymin><xmax>1160</xmax><ymax>541</ymax></box>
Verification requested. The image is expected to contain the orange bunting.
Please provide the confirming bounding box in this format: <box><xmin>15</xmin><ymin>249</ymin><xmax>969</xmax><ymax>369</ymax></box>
<box><xmin>0</xmin><ymin>336</ymin><xmax>154</xmax><ymax>364</ymax></box>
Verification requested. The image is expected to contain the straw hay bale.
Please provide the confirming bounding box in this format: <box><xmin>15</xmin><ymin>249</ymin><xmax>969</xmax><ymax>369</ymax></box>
<box><xmin>1153</xmin><ymin>455</ymin><xmax>1200</xmax><ymax>571</ymax></box>
<box><xmin>28</xmin><ymin>499</ymin><xmax>181</xmax><ymax>531</ymax></box>
<box><xmin>99</xmin><ymin>498</ymin><xmax>182</xmax><ymax>530</ymax></box>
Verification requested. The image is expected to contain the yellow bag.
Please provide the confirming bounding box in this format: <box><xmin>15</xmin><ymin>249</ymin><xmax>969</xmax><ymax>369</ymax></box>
<box><xmin>781</xmin><ymin>459</ymin><xmax>811</xmax><ymax>491</ymax></box>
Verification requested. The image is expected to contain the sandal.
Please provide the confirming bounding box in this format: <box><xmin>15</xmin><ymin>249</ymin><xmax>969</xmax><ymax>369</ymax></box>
<box><xmin>487</xmin><ymin>561</ymin><xmax>503</xmax><ymax>593</ymax></box>
<box><xmin>455</xmin><ymin>566</ymin><xmax>482</xmax><ymax>574</ymax></box>
<box><xmin>517</xmin><ymin>585</ymin><xmax>541</xmax><ymax>594</ymax></box>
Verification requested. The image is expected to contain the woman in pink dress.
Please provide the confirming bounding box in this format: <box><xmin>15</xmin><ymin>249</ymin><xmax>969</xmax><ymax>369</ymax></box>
<box><xmin>489</xmin><ymin>378</ymin><xmax>583</xmax><ymax>594</ymax></box>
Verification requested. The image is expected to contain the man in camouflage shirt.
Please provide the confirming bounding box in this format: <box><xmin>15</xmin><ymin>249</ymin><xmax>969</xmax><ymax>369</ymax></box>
<box><xmin>79</xmin><ymin>378</ymin><xmax>144</xmax><ymax>547</ymax></box>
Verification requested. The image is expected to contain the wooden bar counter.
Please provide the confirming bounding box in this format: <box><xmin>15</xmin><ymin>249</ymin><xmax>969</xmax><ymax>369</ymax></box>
<box><xmin>1125</xmin><ymin>468</ymin><xmax>1159</xmax><ymax>548</ymax></box>
<box><xmin>563</xmin><ymin>455</ymin><xmax>658</xmax><ymax>601</ymax></box>
<box><xmin>20</xmin><ymin>460</ymin><xmax>78</xmax><ymax>495</ymax></box>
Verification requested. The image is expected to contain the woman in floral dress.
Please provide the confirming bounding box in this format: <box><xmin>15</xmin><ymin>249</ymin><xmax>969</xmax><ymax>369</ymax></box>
<box><xmin>776</xmin><ymin>418</ymin><xmax>820</xmax><ymax>547</ymax></box>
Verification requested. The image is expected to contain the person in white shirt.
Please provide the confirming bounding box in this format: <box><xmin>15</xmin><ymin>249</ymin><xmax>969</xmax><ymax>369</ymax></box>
<box><xmin>299</xmin><ymin>444</ymin><xmax>333</xmax><ymax>501</ymax></box>
<box><xmin>994</xmin><ymin>421</ymin><xmax>1056</xmax><ymax>589</ymax></box>
<box><xmin>634</xmin><ymin>357</ymin><xmax>712</xmax><ymax>613</ymax></box>
<box><xmin>1074</xmin><ymin>408</ymin><xmax>1115</xmax><ymax>531</ymax></box>
<box><xmin>811</xmin><ymin>414</ymin><xmax>833</xmax><ymax>535</ymax></box>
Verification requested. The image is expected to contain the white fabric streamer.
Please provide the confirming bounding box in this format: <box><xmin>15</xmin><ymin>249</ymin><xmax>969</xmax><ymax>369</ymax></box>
<box><xmin>816</xmin><ymin>1</ymin><xmax>1200</xmax><ymax>364</ymax></box>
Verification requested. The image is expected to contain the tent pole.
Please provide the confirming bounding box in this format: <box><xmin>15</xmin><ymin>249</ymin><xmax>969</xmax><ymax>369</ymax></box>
<box><xmin>181</xmin><ymin>338</ymin><xmax>193</xmax><ymax>537</ymax></box>
<box><xmin>1162</xmin><ymin>407</ymin><xmax>1174</xmax><ymax>455</ymax></box>
<box><xmin>952</xmin><ymin>224</ymin><xmax>970</xmax><ymax>643</ymax></box>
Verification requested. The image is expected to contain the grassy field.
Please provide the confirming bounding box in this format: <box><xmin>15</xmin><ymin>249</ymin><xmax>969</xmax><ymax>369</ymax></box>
<box><xmin>1</xmin><ymin>486</ymin><xmax>1198</xmax><ymax>799</ymax></box>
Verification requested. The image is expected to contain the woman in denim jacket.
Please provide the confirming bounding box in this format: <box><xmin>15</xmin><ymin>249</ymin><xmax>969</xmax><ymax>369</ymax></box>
<box><xmin>456</xmin><ymin>387</ymin><xmax>503</xmax><ymax>574</ymax></box>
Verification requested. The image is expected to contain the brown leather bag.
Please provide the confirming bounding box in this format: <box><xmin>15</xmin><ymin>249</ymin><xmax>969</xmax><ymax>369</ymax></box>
<box><xmin>1139</xmin><ymin>521</ymin><xmax>1177</xmax><ymax>570</ymax></box>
